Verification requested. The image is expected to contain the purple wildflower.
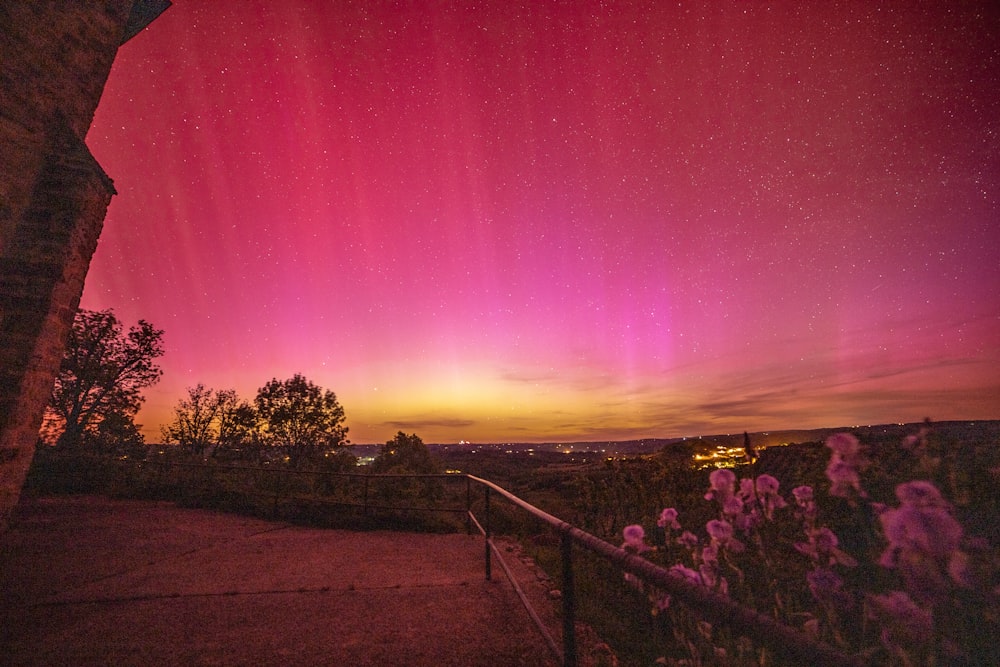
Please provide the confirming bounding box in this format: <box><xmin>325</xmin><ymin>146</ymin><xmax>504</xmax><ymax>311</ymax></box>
<box><xmin>657</xmin><ymin>507</ymin><xmax>681</xmax><ymax>530</ymax></box>
<box><xmin>824</xmin><ymin>433</ymin><xmax>867</xmax><ymax>498</ymax></box>
<box><xmin>705</xmin><ymin>468</ymin><xmax>736</xmax><ymax>502</ymax></box>
<box><xmin>699</xmin><ymin>562</ymin><xmax>721</xmax><ymax>588</ymax></box>
<box><xmin>755</xmin><ymin>474</ymin><xmax>788</xmax><ymax>518</ymax></box>
<box><xmin>722</xmin><ymin>495</ymin><xmax>743</xmax><ymax>517</ymax></box>
<box><xmin>826</xmin><ymin>457</ymin><xmax>863</xmax><ymax>498</ymax></box>
<box><xmin>622</xmin><ymin>524</ymin><xmax>650</xmax><ymax>552</ymax></box>
<box><xmin>755</xmin><ymin>474</ymin><xmax>780</xmax><ymax>495</ymax></box>
<box><xmin>678</xmin><ymin>530</ymin><xmax>699</xmax><ymax>549</ymax></box>
<box><xmin>706</xmin><ymin>519</ymin><xmax>733</xmax><ymax>542</ymax></box>
<box><xmin>880</xmin><ymin>505</ymin><xmax>962</xmax><ymax>562</ymax></box>
<box><xmin>792</xmin><ymin>485</ymin><xmax>814</xmax><ymax>506</ymax></box>
<box><xmin>879</xmin><ymin>480</ymin><xmax>969</xmax><ymax>602</ymax></box>
<box><xmin>826</xmin><ymin>432</ymin><xmax>860</xmax><ymax>457</ymax></box>
<box><xmin>814</xmin><ymin>527</ymin><xmax>839</xmax><ymax>552</ymax></box>
<box><xmin>706</xmin><ymin>519</ymin><xmax>744</xmax><ymax>552</ymax></box>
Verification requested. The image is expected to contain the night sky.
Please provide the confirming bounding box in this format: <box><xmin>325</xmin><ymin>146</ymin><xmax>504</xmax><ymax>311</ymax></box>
<box><xmin>82</xmin><ymin>1</ymin><xmax>1000</xmax><ymax>444</ymax></box>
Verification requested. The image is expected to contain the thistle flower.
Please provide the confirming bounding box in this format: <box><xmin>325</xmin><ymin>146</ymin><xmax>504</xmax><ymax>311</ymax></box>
<box><xmin>706</xmin><ymin>519</ymin><xmax>733</xmax><ymax>542</ymax></box>
<box><xmin>754</xmin><ymin>474</ymin><xmax>788</xmax><ymax>518</ymax></box>
<box><xmin>792</xmin><ymin>485</ymin><xmax>814</xmax><ymax>506</ymax></box>
<box><xmin>678</xmin><ymin>530</ymin><xmax>699</xmax><ymax>549</ymax></box>
<box><xmin>792</xmin><ymin>485</ymin><xmax>816</xmax><ymax>521</ymax></box>
<box><xmin>825</xmin><ymin>432</ymin><xmax>860</xmax><ymax>459</ymax></box>
<box><xmin>702</xmin><ymin>569</ymin><xmax>729</xmax><ymax>595</ymax></box>
<box><xmin>815</xmin><ymin>527</ymin><xmax>837</xmax><ymax>549</ymax></box>
<box><xmin>657</xmin><ymin>507</ymin><xmax>681</xmax><ymax>530</ymax></box>
<box><xmin>700</xmin><ymin>562</ymin><xmax>722</xmax><ymax>588</ymax></box>
<box><xmin>881</xmin><ymin>482</ymin><xmax>962</xmax><ymax>561</ymax></box>
<box><xmin>880</xmin><ymin>505</ymin><xmax>962</xmax><ymax>562</ymax></box>
<box><xmin>622</xmin><ymin>524</ymin><xmax>650</xmax><ymax>552</ymax></box>
<box><xmin>947</xmin><ymin>550</ymin><xmax>973</xmax><ymax>588</ymax></box>
<box><xmin>722</xmin><ymin>495</ymin><xmax>743</xmax><ymax>517</ymax></box>
<box><xmin>826</xmin><ymin>457</ymin><xmax>863</xmax><ymax>498</ymax></box>
<box><xmin>901</xmin><ymin>425</ymin><xmax>929</xmax><ymax>452</ymax></box>
<box><xmin>825</xmin><ymin>433</ymin><xmax>867</xmax><ymax>498</ymax></box>
<box><xmin>755</xmin><ymin>474</ymin><xmax>781</xmax><ymax>495</ymax></box>
<box><xmin>879</xmin><ymin>480</ymin><xmax>969</xmax><ymax>603</ymax></box>
<box><xmin>705</xmin><ymin>468</ymin><xmax>736</xmax><ymax>503</ymax></box>
<box><xmin>706</xmin><ymin>519</ymin><xmax>744</xmax><ymax>552</ymax></box>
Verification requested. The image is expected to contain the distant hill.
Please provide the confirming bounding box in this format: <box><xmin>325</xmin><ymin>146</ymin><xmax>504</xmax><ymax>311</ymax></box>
<box><xmin>351</xmin><ymin>419</ymin><xmax>1000</xmax><ymax>456</ymax></box>
<box><xmin>342</xmin><ymin>420</ymin><xmax>1000</xmax><ymax>456</ymax></box>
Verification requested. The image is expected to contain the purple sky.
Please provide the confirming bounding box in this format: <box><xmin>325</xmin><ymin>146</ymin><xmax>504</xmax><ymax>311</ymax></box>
<box><xmin>82</xmin><ymin>1</ymin><xmax>1000</xmax><ymax>443</ymax></box>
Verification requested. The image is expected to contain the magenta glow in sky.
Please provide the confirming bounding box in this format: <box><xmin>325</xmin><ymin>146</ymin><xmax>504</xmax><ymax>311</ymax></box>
<box><xmin>83</xmin><ymin>1</ymin><xmax>1000</xmax><ymax>443</ymax></box>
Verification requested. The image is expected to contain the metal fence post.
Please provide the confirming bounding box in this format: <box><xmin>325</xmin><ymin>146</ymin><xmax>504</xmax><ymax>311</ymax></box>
<box><xmin>465</xmin><ymin>475</ymin><xmax>472</xmax><ymax>535</ymax></box>
<box><xmin>363</xmin><ymin>476</ymin><xmax>369</xmax><ymax>517</ymax></box>
<box><xmin>271</xmin><ymin>469</ymin><xmax>280</xmax><ymax>517</ymax></box>
<box><xmin>484</xmin><ymin>486</ymin><xmax>492</xmax><ymax>581</ymax></box>
<box><xmin>561</xmin><ymin>532</ymin><xmax>577</xmax><ymax>667</ymax></box>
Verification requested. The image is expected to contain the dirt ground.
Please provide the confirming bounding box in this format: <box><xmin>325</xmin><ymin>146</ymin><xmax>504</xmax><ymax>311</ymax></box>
<box><xmin>0</xmin><ymin>495</ymin><xmax>614</xmax><ymax>666</ymax></box>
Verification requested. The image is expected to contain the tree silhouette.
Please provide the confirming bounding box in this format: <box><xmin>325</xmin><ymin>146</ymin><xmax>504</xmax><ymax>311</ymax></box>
<box><xmin>162</xmin><ymin>385</ymin><xmax>253</xmax><ymax>456</ymax></box>
<box><xmin>45</xmin><ymin>309</ymin><xmax>163</xmax><ymax>449</ymax></box>
<box><xmin>372</xmin><ymin>431</ymin><xmax>439</xmax><ymax>474</ymax></box>
<box><xmin>254</xmin><ymin>374</ymin><xmax>348</xmax><ymax>467</ymax></box>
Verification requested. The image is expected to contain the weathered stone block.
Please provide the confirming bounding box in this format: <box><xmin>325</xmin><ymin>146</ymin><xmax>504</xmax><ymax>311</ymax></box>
<box><xmin>0</xmin><ymin>1</ymin><xmax>169</xmax><ymax>534</ymax></box>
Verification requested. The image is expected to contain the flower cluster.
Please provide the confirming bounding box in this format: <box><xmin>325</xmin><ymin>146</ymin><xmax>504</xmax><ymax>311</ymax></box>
<box><xmin>865</xmin><ymin>479</ymin><xmax>972</xmax><ymax>660</ymax></box>
<box><xmin>620</xmin><ymin>428</ymin><xmax>996</xmax><ymax>665</ymax></box>
<box><xmin>754</xmin><ymin>473</ymin><xmax>787</xmax><ymax>520</ymax></box>
<box><xmin>824</xmin><ymin>432</ymin><xmax>867</xmax><ymax>498</ymax></box>
<box><xmin>622</xmin><ymin>523</ymin><xmax>651</xmax><ymax>553</ymax></box>
<box><xmin>657</xmin><ymin>507</ymin><xmax>681</xmax><ymax>531</ymax></box>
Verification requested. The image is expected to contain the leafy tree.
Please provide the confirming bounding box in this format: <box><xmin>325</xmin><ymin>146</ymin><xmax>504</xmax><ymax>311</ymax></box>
<box><xmin>372</xmin><ymin>431</ymin><xmax>439</xmax><ymax>474</ymax></box>
<box><xmin>161</xmin><ymin>385</ymin><xmax>254</xmax><ymax>456</ymax></box>
<box><xmin>254</xmin><ymin>374</ymin><xmax>348</xmax><ymax>467</ymax></box>
<box><xmin>85</xmin><ymin>406</ymin><xmax>147</xmax><ymax>454</ymax></box>
<box><xmin>45</xmin><ymin>309</ymin><xmax>164</xmax><ymax>448</ymax></box>
<box><xmin>162</xmin><ymin>384</ymin><xmax>216</xmax><ymax>454</ymax></box>
<box><xmin>370</xmin><ymin>432</ymin><xmax>442</xmax><ymax>505</ymax></box>
<box><xmin>215</xmin><ymin>390</ymin><xmax>259</xmax><ymax>454</ymax></box>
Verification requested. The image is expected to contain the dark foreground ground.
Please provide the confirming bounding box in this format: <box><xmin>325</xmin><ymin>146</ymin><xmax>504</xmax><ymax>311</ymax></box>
<box><xmin>0</xmin><ymin>495</ymin><xmax>604</xmax><ymax>666</ymax></box>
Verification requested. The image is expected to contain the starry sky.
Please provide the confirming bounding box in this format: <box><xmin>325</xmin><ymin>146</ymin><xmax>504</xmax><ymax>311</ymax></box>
<box><xmin>82</xmin><ymin>1</ymin><xmax>1000</xmax><ymax>444</ymax></box>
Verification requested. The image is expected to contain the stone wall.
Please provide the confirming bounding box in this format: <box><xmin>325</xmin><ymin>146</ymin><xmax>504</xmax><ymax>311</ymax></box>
<box><xmin>0</xmin><ymin>1</ymin><xmax>170</xmax><ymax>533</ymax></box>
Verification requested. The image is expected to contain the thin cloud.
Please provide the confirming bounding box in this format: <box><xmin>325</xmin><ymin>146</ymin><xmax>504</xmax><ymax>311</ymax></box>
<box><xmin>382</xmin><ymin>418</ymin><xmax>477</xmax><ymax>430</ymax></box>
